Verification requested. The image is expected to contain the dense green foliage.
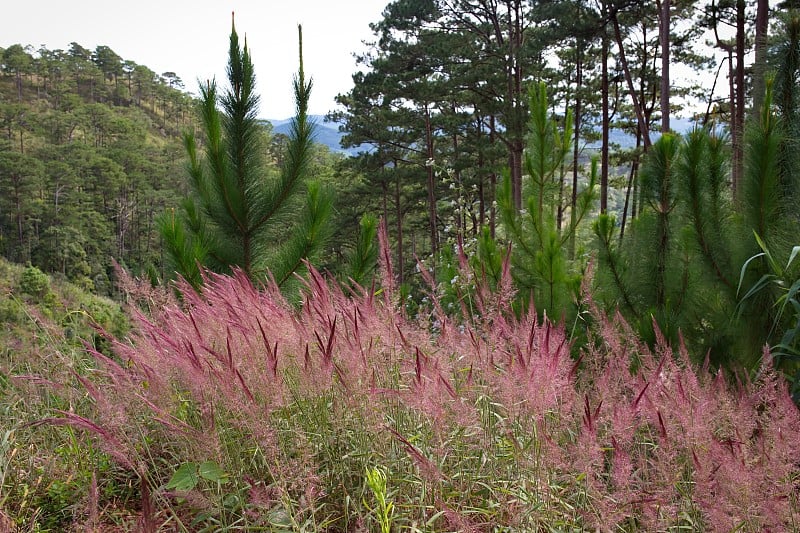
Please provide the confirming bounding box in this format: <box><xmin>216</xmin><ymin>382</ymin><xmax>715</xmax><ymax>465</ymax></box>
<box><xmin>592</xmin><ymin>84</ymin><xmax>799</xmax><ymax>375</ymax></box>
<box><xmin>0</xmin><ymin>41</ymin><xmax>191</xmax><ymax>292</ymax></box>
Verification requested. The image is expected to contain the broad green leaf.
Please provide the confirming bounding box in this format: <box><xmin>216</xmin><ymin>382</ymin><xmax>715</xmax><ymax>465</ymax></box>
<box><xmin>198</xmin><ymin>460</ymin><xmax>228</xmax><ymax>483</ymax></box>
<box><xmin>754</xmin><ymin>232</ymin><xmax>781</xmax><ymax>274</ymax></box>
<box><xmin>740</xmin><ymin>273</ymin><xmax>776</xmax><ymax>303</ymax></box>
<box><xmin>166</xmin><ymin>462</ymin><xmax>198</xmax><ymax>491</ymax></box>
<box><xmin>268</xmin><ymin>508</ymin><xmax>292</xmax><ymax>528</ymax></box>
<box><xmin>737</xmin><ymin>252</ymin><xmax>766</xmax><ymax>297</ymax></box>
<box><xmin>222</xmin><ymin>493</ymin><xmax>240</xmax><ymax>507</ymax></box>
<box><xmin>781</xmin><ymin>279</ymin><xmax>800</xmax><ymax>307</ymax></box>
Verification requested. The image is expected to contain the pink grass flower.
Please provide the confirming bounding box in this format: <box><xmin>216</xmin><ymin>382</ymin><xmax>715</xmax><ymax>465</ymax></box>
<box><xmin>26</xmin><ymin>249</ymin><xmax>800</xmax><ymax>531</ymax></box>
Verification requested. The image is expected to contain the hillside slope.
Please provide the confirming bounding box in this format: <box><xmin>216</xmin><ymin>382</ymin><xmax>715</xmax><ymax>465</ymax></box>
<box><xmin>0</xmin><ymin>257</ymin><xmax>134</xmax><ymax>529</ymax></box>
<box><xmin>0</xmin><ymin>42</ymin><xmax>195</xmax><ymax>291</ymax></box>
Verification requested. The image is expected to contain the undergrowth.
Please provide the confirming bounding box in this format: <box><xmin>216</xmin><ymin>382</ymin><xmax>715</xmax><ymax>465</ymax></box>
<box><xmin>0</xmin><ymin>258</ymin><xmax>136</xmax><ymax>531</ymax></box>
<box><xmin>6</xmin><ymin>252</ymin><xmax>798</xmax><ymax>531</ymax></box>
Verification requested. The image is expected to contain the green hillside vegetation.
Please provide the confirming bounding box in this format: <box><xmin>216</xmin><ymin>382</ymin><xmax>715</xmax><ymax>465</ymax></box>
<box><xmin>0</xmin><ymin>42</ymin><xmax>194</xmax><ymax>291</ymax></box>
<box><xmin>0</xmin><ymin>42</ymin><xmax>365</xmax><ymax>295</ymax></box>
<box><xmin>0</xmin><ymin>257</ymin><xmax>132</xmax><ymax>530</ymax></box>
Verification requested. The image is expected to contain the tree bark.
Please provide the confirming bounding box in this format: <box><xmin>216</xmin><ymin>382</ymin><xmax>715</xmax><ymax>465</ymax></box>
<box><xmin>751</xmin><ymin>0</ymin><xmax>769</xmax><ymax>121</ymax></box>
<box><xmin>489</xmin><ymin>115</ymin><xmax>498</xmax><ymax>238</ymax></box>
<box><xmin>620</xmin><ymin>131</ymin><xmax>642</xmax><ymax>243</ymax></box>
<box><xmin>501</xmin><ymin>0</ymin><xmax>525</xmax><ymax>211</ymax></box>
<box><xmin>602</xmin><ymin>7</ymin><xmax>610</xmax><ymax>214</ymax></box>
<box><xmin>659</xmin><ymin>0</ymin><xmax>671</xmax><ymax>133</ymax></box>
<box><xmin>424</xmin><ymin>105</ymin><xmax>438</xmax><ymax>260</ymax></box>
<box><xmin>477</xmin><ymin>116</ymin><xmax>486</xmax><ymax>232</ymax></box>
<box><xmin>732</xmin><ymin>0</ymin><xmax>746</xmax><ymax>201</ymax></box>
<box><xmin>611</xmin><ymin>11</ymin><xmax>652</xmax><ymax>150</ymax></box>
<box><xmin>570</xmin><ymin>38</ymin><xmax>583</xmax><ymax>259</ymax></box>
<box><xmin>394</xmin><ymin>160</ymin><xmax>404</xmax><ymax>284</ymax></box>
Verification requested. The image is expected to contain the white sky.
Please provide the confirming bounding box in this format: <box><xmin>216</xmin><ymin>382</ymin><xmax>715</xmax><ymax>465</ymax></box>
<box><xmin>5</xmin><ymin>1</ymin><xmax>770</xmax><ymax>121</ymax></box>
<box><xmin>5</xmin><ymin>0</ymin><xmax>387</xmax><ymax>119</ymax></box>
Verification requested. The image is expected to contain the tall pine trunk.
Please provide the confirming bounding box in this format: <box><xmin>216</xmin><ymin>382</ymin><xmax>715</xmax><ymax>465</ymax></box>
<box><xmin>569</xmin><ymin>38</ymin><xmax>583</xmax><ymax>259</ymax></box>
<box><xmin>394</xmin><ymin>160</ymin><xmax>404</xmax><ymax>285</ymax></box>
<box><xmin>611</xmin><ymin>10</ymin><xmax>652</xmax><ymax>150</ymax></box>
<box><xmin>660</xmin><ymin>0</ymin><xmax>670</xmax><ymax>133</ymax></box>
<box><xmin>424</xmin><ymin>105</ymin><xmax>438</xmax><ymax>259</ymax></box>
<box><xmin>602</xmin><ymin>8</ymin><xmax>610</xmax><ymax>214</ymax></box>
<box><xmin>732</xmin><ymin>0</ymin><xmax>746</xmax><ymax>201</ymax></box>
<box><xmin>751</xmin><ymin>0</ymin><xmax>769</xmax><ymax>121</ymax></box>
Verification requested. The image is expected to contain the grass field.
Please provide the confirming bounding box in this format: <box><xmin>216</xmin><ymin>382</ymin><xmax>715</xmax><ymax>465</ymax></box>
<box><xmin>1</xmin><ymin>260</ymin><xmax>798</xmax><ymax>531</ymax></box>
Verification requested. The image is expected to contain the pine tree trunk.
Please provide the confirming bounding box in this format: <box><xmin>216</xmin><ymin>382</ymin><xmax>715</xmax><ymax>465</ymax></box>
<box><xmin>612</xmin><ymin>11</ymin><xmax>652</xmax><ymax>150</ymax></box>
<box><xmin>489</xmin><ymin>115</ymin><xmax>498</xmax><ymax>238</ymax></box>
<box><xmin>620</xmin><ymin>131</ymin><xmax>642</xmax><ymax>243</ymax></box>
<box><xmin>602</xmin><ymin>14</ymin><xmax>610</xmax><ymax>214</ymax></box>
<box><xmin>452</xmin><ymin>103</ymin><xmax>463</xmax><ymax>239</ymax></box>
<box><xmin>478</xmin><ymin>119</ymin><xmax>486</xmax><ymax>232</ymax></box>
<box><xmin>660</xmin><ymin>0</ymin><xmax>671</xmax><ymax>133</ymax></box>
<box><xmin>732</xmin><ymin>0</ymin><xmax>746</xmax><ymax>201</ymax></box>
<box><xmin>504</xmin><ymin>0</ymin><xmax>525</xmax><ymax>212</ymax></box>
<box><xmin>510</xmin><ymin>144</ymin><xmax>523</xmax><ymax>211</ymax></box>
<box><xmin>569</xmin><ymin>40</ymin><xmax>582</xmax><ymax>259</ymax></box>
<box><xmin>424</xmin><ymin>105</ymin><xmax>438</xmax><ymax>259</ymax></box>
<box><xmin>558</xmin><ymin>78</ymin><xmax>571</xmax><ymax>233</ymax></box>
<box><xmin>15</xmin><ymin>71</ymin><xmax>23</xmax><ymax>101</ymax></box>
<box><xmin>751</xmin><ymin>0</ymin><xmax>769</xmax><ymax>120</ymax></box>
<box><xmin>394</xmin><ymin>160</ymin><xmax>404</xmax><ymax>285</ymax></box>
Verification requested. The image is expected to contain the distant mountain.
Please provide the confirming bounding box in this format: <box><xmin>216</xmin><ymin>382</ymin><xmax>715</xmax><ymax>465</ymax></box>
<box><xmin>587</xmin><ymin>117</ymin><xmax>698</xmax><ymax>149</ymax></box>
<box><xmin>266</xmin><ymin>115</ymin><xmax>366</xmax><ymax>156</ymax></box>
<box><xmin>266</xmin><ymin>115</ymin><xmax>700</xmax><ymax>156</ymax></box>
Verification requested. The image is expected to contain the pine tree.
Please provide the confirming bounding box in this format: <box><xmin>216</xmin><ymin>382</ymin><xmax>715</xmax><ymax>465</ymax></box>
<box><xmin>593</xmin><ymin>85</ymin><xmax>796</xmax><ymax>368</ymax></box>
<box><xmin>494</xmin><ymin>82</ymin><xmax>597</xmax><ymax>316</ymax></box>
<box><xmin>342</xmin><ymin>213</ymin><xmax>379</xmax><ymax>288</ymax></box>
<box><xmin>160</xmin><ymin>20</ymin><xmax>332</xmax><ymax>289</ymax></box>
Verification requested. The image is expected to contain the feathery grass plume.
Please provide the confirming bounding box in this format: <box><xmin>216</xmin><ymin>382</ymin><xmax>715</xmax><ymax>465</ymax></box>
<box><xmin>159</xmin><ymin>20</ymin><xmax>332</xmax><ymax>291</ymax></box>
<box><xmin>27</xmin><ymin>247</ymin><xmax>800</xmax><ymax>529</ymax></box>
<box><xmin>0</xmin><ymin>509</ymin><xmax>13</xmax><ymax>533</ymax></box>
<box><xmin>571</xmin><ymin>314</ymin><xmax>800</xmax><ymax>531</ymax></box>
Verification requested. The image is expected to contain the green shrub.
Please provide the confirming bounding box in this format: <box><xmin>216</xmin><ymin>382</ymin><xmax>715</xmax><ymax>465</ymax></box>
<box><xmin>0</xmin><ymin>298</ymin><xmax>22</xmax><ymax>324</ymax></box>
<box><xmin>19</xmin><ymin>266</ymin><xmax>50</xmax><ymax>299</ymax></box>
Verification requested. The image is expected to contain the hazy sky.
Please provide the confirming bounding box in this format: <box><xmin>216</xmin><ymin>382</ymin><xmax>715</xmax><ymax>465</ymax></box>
<box><xmin>5</xmin><ymin>0</ymin><xmax>387</xmax><ymax>119</ymax></box>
